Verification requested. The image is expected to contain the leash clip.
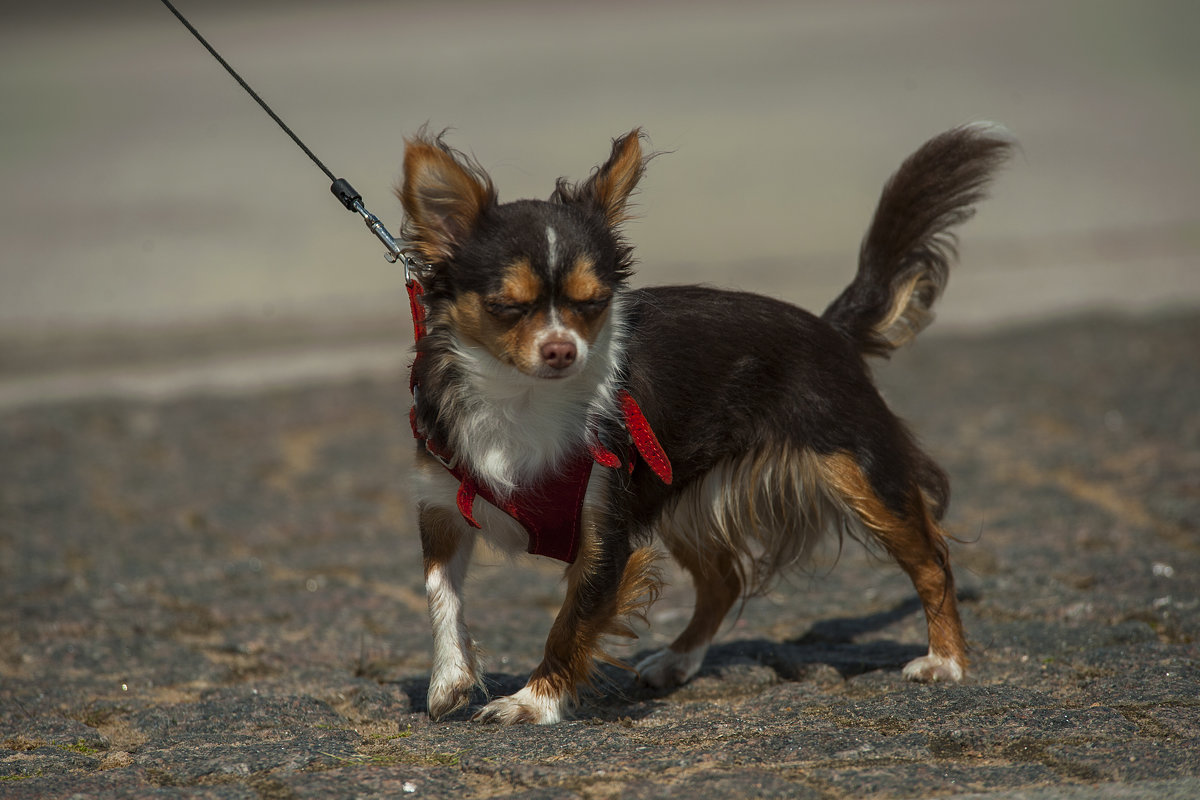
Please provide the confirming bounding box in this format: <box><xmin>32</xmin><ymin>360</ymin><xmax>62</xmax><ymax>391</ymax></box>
<box><xmin>329</xmin><ymin>176</ymin><xmax>428</xmax><ymax>283</ymax></box>
<box><xmin>400</xmin><ymin>251</ymin><xmax>432</xmax><ymax>290</ymax></box>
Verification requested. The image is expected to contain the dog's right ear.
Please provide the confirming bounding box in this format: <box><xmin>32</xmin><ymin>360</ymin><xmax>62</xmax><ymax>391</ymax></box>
<box><xmin>398</xmin><ymin>134</ymin><xmax>496</xmax><ymax>261</ymax></box>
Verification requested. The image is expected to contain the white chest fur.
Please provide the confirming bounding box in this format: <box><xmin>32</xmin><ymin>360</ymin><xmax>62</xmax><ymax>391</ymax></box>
<box><xmin>426</xmin><ymin>297</ymin><xmax>628</xmax><ymax>500</ymax></box>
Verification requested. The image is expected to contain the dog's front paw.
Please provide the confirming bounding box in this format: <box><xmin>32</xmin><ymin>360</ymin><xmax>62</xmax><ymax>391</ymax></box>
<box><xmin>902</xmin><ymin>652</ymin><xmax>964</xmax><ymax>683</ymax></box>
<box><xmin>471</xmin><ymin>686</ymin><xmax>567</xmax><ymax>725</ymax></box>
<box><xmin>636</xmin><ymin>646</ymin><xmax>706</xmax><ymax>689</ymax></box>
<box><xmin>428</xmin><ymin>663</ymin><xmax>481</xmax><ymax>720</ymax></box>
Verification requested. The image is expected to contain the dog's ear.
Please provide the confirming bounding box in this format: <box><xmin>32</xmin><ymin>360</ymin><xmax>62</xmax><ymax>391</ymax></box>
<box><xmin>398</xmin><ymin>135</ymin><xmax>496</xmax><ymax>261</ymax></box>
<box><xmin>557</xmin><ymin>129</ymin><xmax>647</xmax><ymax>227</ymax></box>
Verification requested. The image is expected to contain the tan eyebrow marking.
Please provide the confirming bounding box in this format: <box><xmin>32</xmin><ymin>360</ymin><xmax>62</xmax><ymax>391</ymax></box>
<box><xmin>501</xmin><ymin>258</ymin><xmax>542</xmax><ymax>304</ymax></box>
<box><xmin>563</xmin><ymin>256</ymin><xmax>607</xmax><ymax>303</ymax></box>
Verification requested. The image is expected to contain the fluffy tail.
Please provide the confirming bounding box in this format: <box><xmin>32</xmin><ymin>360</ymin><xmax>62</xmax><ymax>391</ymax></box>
<box><xmin>823</xmin><ymin>123</ymin><xmax>1014</xmax><ymax>357</ymax></box>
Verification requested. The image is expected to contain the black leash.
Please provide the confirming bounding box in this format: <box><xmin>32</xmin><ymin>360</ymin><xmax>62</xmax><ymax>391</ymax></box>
<box><xmin>158</xmin><ymin>0</ymin><xmax>417</xmax><ymax>276</ymax></box>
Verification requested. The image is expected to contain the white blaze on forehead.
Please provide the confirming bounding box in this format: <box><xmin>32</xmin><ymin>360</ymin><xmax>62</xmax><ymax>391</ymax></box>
<box><xmin>546</xmin><ymin>225</ymin><xmax>559</xmax><ymax>271</ymax></box>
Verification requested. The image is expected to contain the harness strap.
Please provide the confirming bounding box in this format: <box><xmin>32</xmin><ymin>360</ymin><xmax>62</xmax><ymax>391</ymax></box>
<box><xmin>456</xmin><ymin>475</ymin><xmax>481</xmax><ymax>529</ymax></box>
<box><xmin>448</xmin><ymin>451</ymin><xmax>595</xmax><ymax>563</ymax></box>
<box><xmin>619</xmin><ymin>390</ymin><xmax>672</xmax><ymax>485</ymax></box>
<box><xmin>407</xmin><ymin>279</ymin><xmax>427</xmax><ymax>394</ymax></box>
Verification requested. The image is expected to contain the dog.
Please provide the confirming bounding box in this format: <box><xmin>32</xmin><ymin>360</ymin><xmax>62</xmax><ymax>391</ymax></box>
<box><xmin>398</xmin><ymin>123</ymin><xmax>1012</xmax><ymax>724</ymax></box>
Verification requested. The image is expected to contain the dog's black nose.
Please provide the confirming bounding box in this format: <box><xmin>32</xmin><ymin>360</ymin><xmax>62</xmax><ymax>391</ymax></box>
<box><xmin>541</xmin><ymin>340</ymin><xmax>577</xmax><ymax>370</ymax></box>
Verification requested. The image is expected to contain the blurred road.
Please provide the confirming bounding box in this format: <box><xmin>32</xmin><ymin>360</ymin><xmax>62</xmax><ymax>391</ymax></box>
<box><xmin>2</xmin><ymin>0</ymin><xmax>1198</xmax><ymax>404</ymax></box>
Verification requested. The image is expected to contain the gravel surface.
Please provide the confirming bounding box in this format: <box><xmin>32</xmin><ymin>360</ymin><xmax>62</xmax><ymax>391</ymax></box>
<box><xmin>3</xmin><ymin>311</ymin><xmax>1198</xmax><ymax>798</ymax></box>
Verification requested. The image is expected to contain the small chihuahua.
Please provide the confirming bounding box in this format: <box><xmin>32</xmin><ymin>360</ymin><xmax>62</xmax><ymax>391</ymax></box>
<box><xmin>398</xmin><ymin>123</ymin><xmax>1011</xmax><ymax>724</ymax></box>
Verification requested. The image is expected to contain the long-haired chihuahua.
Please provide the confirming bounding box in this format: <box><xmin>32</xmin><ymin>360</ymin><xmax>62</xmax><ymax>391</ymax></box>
<box><xmin>398</xmin><ymin>123</ymin><xmax>1012</xmax><ymax>723</ymax></box>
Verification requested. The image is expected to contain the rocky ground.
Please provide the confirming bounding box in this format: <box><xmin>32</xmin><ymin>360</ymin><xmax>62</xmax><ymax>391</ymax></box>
<box><xmin>2</xmin><ymin>310</ymin><xmax>1198</xmax><ymax>799</ymax></box>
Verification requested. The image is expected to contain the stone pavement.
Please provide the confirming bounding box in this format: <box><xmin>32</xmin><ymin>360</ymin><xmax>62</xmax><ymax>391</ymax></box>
<box><xmin>3</xmin><ymin>310</ymin><xmax>1198</xmax><ymax>799</ymax></box>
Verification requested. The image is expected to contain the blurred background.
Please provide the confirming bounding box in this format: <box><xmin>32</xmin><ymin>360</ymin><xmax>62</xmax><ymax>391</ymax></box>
<box><xmin>2</xmin><ymin>0</ymin><xmax>1197</xmax><ymax>408</ymax></box>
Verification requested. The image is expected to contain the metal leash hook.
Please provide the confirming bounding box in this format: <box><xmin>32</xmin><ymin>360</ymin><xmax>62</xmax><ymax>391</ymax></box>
<box><xmin>329</xmin><ymin>177</ymin><xmax>420</xmax><ymax>281</ymax></box>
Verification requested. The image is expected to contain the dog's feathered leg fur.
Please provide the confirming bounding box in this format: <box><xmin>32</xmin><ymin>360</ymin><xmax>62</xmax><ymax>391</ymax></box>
<box><xmin>818</xmin><ymin>452</ymin><xmax>967</xmax><ymax>681</ymax></box>
<box><xmin>473</xmin><ymin>528</ymin><xmax>661</xmax><ymax>724</ymax></box>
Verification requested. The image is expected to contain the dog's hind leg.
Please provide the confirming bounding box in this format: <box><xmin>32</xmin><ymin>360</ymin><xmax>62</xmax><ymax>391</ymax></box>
<box><xmin>819</xmin><ymin>452</ymin><xmax>968</xmax><ymax>682</ymax></box>
<box><xmin>420</xmin><ymin>504</ymin><xmax>483</xmax><ymax>719</ymax></box>
<box><xmin>636</xmin><ymin>544</ymin><xmax>741</xmax><ymax>688</ymax></box>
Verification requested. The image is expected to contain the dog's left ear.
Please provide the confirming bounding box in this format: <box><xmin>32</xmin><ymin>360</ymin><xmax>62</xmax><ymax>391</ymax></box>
<box><xmin>557</xmin><ymin>129</ymin><xmax>647</xmax><ymax>227</ymax></box>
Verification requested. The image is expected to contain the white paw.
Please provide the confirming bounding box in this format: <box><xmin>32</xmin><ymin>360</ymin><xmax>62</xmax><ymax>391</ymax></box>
<box><xmin>471</xmin><ymin>685</ymin><xmax>567</xmax><ymax>725</ymax></box>
<box><xmin>636</xmin><ymin>646</ymin><xmax>707</xmax><ymax>689</ymax></box>
<box><xmin>902</xmin><ymin>652</ymin><xmax>964</xmax><ymax>683</ymax></box>
<box><xmin>428</xmin><ymin>661</ymin><xmax>480</xmax><ymax>720</ymax></box>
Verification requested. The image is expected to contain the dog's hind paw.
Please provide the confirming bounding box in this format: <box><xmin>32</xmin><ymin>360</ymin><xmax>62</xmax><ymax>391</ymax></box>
<box><xmin>636</xmin><ymin>646</ymin><xmax>706</xmax><ymax>689</ymax></box>
<box><xmin>902</xmin><ymin>652</ymin><xmax>964</xmax><ymax>683</ymax></box>
<box><xmin>472</xmin><ymin>686</ymin><xmax>567</xmax><ymax>725</ymax></box>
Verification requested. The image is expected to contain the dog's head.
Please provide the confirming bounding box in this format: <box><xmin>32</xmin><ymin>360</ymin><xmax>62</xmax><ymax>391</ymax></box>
<box><xmin>398</xmin><ymin>130</ymin><xmax>646</xmax><ymax>380</ymax></box>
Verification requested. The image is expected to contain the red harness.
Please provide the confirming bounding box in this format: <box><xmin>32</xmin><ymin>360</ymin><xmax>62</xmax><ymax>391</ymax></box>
<box><xmin>406</xmin><ymin>280</ymin><xmax>671</xmax><ymax>563</ymax></box>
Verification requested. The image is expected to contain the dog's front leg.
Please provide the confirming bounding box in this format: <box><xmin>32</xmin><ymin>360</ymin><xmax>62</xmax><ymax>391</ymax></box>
<box><xmin>420</xmin><ymin>504</ymin><xmax>482</xmax><ymax>720</ymax></box>
<box><xmin>473</xmin><ymin>534</ymin><xmax>649</xmax><ymax>725</ymax></box>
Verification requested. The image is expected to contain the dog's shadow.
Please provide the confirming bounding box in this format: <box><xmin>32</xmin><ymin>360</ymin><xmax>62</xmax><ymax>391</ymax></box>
<box><xmin>401</xmin><ymin>595</ymin><xmax>966</xmax><ymax>721</ymax></box>
<box><xmin>626</xmin><ymin>594</ymin><xmax>930</xmax><ymax>686</ymax></box>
